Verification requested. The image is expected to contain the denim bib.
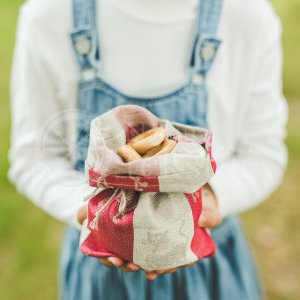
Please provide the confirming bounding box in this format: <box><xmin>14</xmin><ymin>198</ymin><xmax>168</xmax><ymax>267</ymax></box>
<box><xmin>59</xmin><ymin>1</ymin><xmax>263</xmax><ymax>299</ymax></box>
<box><xmin>70</xmin><ymin>0</ymin><xmax>222</xmax><ymax>172</ymax></box>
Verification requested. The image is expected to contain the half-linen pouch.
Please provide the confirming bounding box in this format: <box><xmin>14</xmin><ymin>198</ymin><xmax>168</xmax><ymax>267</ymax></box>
<box><xmin>80</xmin><ymin>105</ymin><xmax>217</xmax><ymax>271</ymax></box>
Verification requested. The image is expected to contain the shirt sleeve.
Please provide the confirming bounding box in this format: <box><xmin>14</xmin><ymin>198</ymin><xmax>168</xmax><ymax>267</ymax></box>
<box><xmin>209</xmin><ymin>10</ymin><xmax>289</xmax><ymax>217</ymax></box>
<box><xmin>8</xmin><ymin>5</ymin><xmax>94</xmax><ymax>229</ymax></box>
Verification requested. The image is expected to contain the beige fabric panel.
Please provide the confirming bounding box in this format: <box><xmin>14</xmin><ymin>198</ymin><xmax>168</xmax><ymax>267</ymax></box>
<box><xmin>157</xmin><ymin>141</ymin><xmax>214</xmax><ymax>193</ymax></box>
<box><xmin>133</xmin><ymin>192</ymin><xmax>197</xmax><ymax>271</ymax></box>
<box><xmin>85</xmin><ymin>111</ymin><xmax>125</xmax><ymax>176</ymax></box>
<box><xmin>166</xmin><ymin>120</ymin><xmax>207</xmax><ymax>142</ymax></box>
<box><xmin>92</xmin><ymin>111</ymin><xmax>125</xmax><ymax>152</ymax></box>
<box><xmin>160</xmin><ymin>119</ymin><xmax>182</xmax><ymax>137</ymax></box>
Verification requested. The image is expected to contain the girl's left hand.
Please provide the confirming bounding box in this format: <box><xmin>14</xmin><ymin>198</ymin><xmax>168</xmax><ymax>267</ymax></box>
<box><xmin>76</xmin><ymin>183</ymin><xmax>221</xmax><ymax>279</ymax></box>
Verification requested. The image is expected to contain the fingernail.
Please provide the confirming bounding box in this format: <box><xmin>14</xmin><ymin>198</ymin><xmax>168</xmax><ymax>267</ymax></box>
<box><xmin>198</xmin><ymin>214</ymin><xmax>206</xmax><ymax>226</ymax></box>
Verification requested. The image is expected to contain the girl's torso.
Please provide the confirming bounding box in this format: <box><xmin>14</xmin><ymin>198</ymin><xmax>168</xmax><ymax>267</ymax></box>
<box><xmin>37</xmin><ymin>0</ymin><xmax>254</xmax><ymax>168</ymax></box>
<box><xmin>71</xmin><ymin>0</ymin><xmax>222</xmax><ymax>170</ymax></box>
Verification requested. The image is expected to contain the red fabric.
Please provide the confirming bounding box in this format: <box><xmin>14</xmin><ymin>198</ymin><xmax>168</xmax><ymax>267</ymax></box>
<box><xmin>81</xmin><ymin>189</ymin><xmax>134</xmax><ymax>261</ymax></box>
<box><xmin>200</xmin><ymin>131</ymin><xmax>217</xmax><ymax>174</ymax></box>
<box><xmin>185</xmin><ymin>191</ymin><xmax>217</xmax><ymax>259</ymax></box>
<box><xmin>88</xmin><ymin>169</ymin><xmax>160</xmax><ymax>192</ymax></box>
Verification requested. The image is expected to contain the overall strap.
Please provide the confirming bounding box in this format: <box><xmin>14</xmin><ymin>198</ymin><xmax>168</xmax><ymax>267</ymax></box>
<box><xmin>70</xmin><ymin>0</ymin><xmax>100</xmax><ymax>77</ymax></box>
<box><xmin>189</xmin><ymin>0</ymin><xmax>223</xmax><ymax>82</ymax></box>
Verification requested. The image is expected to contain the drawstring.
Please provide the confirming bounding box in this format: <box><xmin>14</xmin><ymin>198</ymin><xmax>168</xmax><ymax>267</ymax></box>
<box><xmin>83</xmin><ymin>172</ymin><xmax>110</xmax><ymax>203</ymax></box>
<box><xmin>117</xmin><ymin>189</ymin><xmax>127</xmax><ymax>215</ymax></box>
<box><xmin>83</xmin><ymin>186</ymin><xmax>105</xmax><ymax>202</ymax></box>
<box><xmin>90</xmin><ymin>188</ymin><xmax>121</xmax><ymax>230</ymax></box>
<box><xmin>85</xmin><ymin>173</ymin><xmax>138</xmax><ymax>229</ymax></box>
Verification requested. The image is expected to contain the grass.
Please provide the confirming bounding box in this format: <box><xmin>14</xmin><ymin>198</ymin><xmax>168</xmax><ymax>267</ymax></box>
<box><xmin>0</xmin><ymin>0</ymin><xmax>299</xmax><ymax>299</ymax></box>
<box><xmin>0</xmin><ymin>1</ymin><xmax>64</xmax><ymax>299</ymax></box>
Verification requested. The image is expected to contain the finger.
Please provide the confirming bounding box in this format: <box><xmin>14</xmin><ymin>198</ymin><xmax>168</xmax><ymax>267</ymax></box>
<box><xmin>99</xmin><ymin>258</ymin><xmax>113</xmax><ymax>267</ymax></box>
<box><xmin>107</xmin><ymin>257</ymin><xmax>124</xmax><ymax>267</ymax></box>
<box><xmin>183</xmin><ymin>262</ymin><xmax>197</xmax><ymax>268</ymax></box>
<box><xmin>164</xmin><ymin>268</ymin><xmax>178</xmax><ymax>274</ymax></box>
<box><xmin>120</xmin><ymin>264</ymin><xmax>132</xmax><ymax>272</ymax></box>
<box><xmin>126</xmin><ymin>262</ymin><xmax>140</xmax><ymax>271</ymax></box>
<box><xmin>145</xmin><ymin>272</ymin><xmax>159</xmax><ymax>281</ymax></box>
<box><xmin>118</xmin><ymin>261</ymin><xmax>140</xmax><ymax>272</ymax></box>
<box><xmin>156</xmin><ymin>267</ymin><xmax>179</xmax><ymax>275</ymax></box>
<box><xmin>198</xmin><ymin>211</ymin><xmax>221</xmax><ymax>229</ymax></box>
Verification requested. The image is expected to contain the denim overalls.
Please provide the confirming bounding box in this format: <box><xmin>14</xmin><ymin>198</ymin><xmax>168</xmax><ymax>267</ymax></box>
<box><xmin>60</xmin><ymin>0</ymin><xmax>263</xmax><ymax>299</ymax></box>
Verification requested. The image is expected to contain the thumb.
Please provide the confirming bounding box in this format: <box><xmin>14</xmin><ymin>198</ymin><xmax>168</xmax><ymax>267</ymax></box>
<box><xmin>198</xmin><ymin>211</ymin><xmax>221</xmax><ymax>229</ymax></box>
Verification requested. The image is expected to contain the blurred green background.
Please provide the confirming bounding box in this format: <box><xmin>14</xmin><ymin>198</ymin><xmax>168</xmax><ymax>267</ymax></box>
<box><xmin>0</xmin><ymin>0</ymin><xmax>299</xmax><ymax>299</ymax></box>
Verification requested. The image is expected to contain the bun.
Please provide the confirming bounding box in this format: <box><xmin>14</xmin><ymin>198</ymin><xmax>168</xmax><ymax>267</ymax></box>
<box><xmin>117</xmin><ymin>144</ymin><xmax>142</xmax><ymax>162</ymax></box>
<box><xmin>128</xmin><ymin>127</ymin><xmax>167</xmax><ymax>154</ymax></box>
<box><xmin>142</xmin><ymin>139</ymin><xmax>177</xmax><ymax>158</ymax></box>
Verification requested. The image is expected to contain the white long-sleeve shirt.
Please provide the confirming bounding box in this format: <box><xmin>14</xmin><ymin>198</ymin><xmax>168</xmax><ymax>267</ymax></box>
<box><xmin>8</xmin><ymin>0</ymin><xmax>288</xmax><ymax>229</ymax></box>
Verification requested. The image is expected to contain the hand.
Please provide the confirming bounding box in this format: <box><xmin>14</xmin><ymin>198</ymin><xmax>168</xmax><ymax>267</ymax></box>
<box><xmin>197</xmin><ymin>183</ymin><xmax>222</xmax><ymax>229</ymax></box>
<box><xmin>76</xmin><ymin>204</ymin><xmax>140</xmax><ymax>272</ymax></box>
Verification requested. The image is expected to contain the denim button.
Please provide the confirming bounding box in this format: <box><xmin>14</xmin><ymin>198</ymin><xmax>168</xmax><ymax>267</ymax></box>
<box><xmin>75</xmin><ymin>36</ymin><xmax>91</xmax><ymax>55</ymax></box>
<box><xmin>201</xmin><ymin>44</ymin><xmax>215</xmax><ymax>61</ymax></box>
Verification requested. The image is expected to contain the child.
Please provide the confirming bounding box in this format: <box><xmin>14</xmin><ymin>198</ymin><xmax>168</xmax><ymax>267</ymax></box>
<box><xmin>9</xmin><ymin>0</ymin><xmax>288</xmax><ymax>299</ymax></box>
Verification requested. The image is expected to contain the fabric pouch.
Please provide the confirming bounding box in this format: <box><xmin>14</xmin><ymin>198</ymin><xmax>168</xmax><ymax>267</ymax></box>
<box><xmin>79</xmin><ymin>105</ymin><xmax>217</xmax><ymax>271</ymax></box>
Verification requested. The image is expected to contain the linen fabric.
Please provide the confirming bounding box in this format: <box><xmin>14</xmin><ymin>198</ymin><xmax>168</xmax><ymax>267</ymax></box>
<box><xmin>80</xmin><ymin>105</ymin><xmax>216</xmax><ymax>270</ymax></box>
<box><xmin>85</xmin><ymin>105</ymin><xmax>216</xmax><ymax>193</ymax></box>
